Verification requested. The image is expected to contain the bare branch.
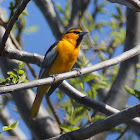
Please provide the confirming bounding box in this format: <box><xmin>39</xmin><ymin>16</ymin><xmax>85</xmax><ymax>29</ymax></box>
<box><xmin>2</xmin><ymin>47</ymin><xmax>43</xmax><ymax>67</ymax></box>
<box><xmin>0</xmin><ymin>0</ymin><xmax>31</xmax><ymax>53</ymax></box>
<box><xmin>1</xmin><ymin>79</ymin><xmax>140</xmax><ymax>128</ymax></box>
<box><xmin>116</xmin><ymin>125</ymin><xmax>130</xmax><ymax>140</ymax></box>
<box><xmin>47</xmin><ymin>102</ymin><xmax>140</xmax><ymax>140</ymax></box>
<box><xmin>26</xmin><ymin>63</ymin><xmax>38</xmax><ymax>79</ymax></box>
<box><xmin>67</xmin><ymin>0</ymin><xmax>90</xmax><ymax>28</ymax></box>
<box><xmin>33</xmin><ymin>0</ymin><xmax>65</xmax><ymax>38</ymax></box>
<box><xmin>60</xmin><ymin>81</ymin><xmax>140</xmax><ymax>127</ymax></box>
<box><xmin>46</xmin><ymin>96</ymin><xmax>62</xmax><ymax>126</ymax></box>
<box><xmin>1</xmin><ymin>42</ymin><xmax>140</xmax><ymax>93</ymax></box>
<box><xmin>108</xmin><ymin>0</ymin><xmax>140</xmax><ymax>11</ymax></box>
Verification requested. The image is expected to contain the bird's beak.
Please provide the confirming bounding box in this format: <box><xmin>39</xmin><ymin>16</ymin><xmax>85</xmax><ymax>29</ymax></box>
<box><xmin>79</xmin><ymin>32</ymin><xmax>88</xmax><ymax>37</ymax></box>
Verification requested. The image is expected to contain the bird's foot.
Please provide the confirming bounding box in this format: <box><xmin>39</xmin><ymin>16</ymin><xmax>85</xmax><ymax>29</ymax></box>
<box><xmin>72</xmin><ymin>68</ymin><xmax>82</xmax><ymax>77</ymax></box>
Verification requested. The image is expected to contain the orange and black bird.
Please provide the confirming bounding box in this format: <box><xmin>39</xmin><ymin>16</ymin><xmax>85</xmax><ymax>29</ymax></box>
<box><xmin>30</xmin><ymin>28</ymin><xmax>88</xmax><ymax>118</ymax></box>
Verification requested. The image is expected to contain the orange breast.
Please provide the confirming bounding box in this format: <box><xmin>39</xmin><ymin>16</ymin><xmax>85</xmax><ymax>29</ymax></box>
<box><xmin>48</xmin><ymin>40</ymin><xmax>80</xmax><ymax>75</ymax></box>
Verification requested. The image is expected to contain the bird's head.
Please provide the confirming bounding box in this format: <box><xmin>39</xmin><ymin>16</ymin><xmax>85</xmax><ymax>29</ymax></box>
<box><xmin>62</xmin><ymin>28</ymin><xmax>88</xmax><ymax>47</ymax></box>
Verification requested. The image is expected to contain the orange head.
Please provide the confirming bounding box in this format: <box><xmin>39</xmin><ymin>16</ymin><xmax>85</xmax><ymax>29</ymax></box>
<box><xmin>62</xmin><ymin>28</ymin><xmax>88</xmax><ymax>47</ymax></box>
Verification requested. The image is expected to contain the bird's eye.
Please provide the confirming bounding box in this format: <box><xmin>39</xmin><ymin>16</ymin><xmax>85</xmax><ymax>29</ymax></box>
<box><xmin>73</xmin><ymin>31</ymin><xmax>80</xmax><ymax>34</ymax></box>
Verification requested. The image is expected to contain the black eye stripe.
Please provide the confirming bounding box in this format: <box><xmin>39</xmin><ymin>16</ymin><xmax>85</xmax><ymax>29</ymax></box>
<box><xmin>65</xmin><ymin>31</ymin><xmax>80</xmax><ymax>34</ymax></box>
<box><xmin>73</xmin><ymin>31</ymin><xmax>80</xmax><ymax>34</ymax></box>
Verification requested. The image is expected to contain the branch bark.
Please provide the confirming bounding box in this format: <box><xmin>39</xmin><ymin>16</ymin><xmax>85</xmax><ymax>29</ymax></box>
<box><xmin>108</xmin><ymin>0</ymin><xmax>140</xmax><ymax>11</ymax></box>
<box><xmin>33</xmin><ymin>0</ymin><xmax>65</xmax><ymax>38</ymax></box>
<box><xmin>67</xmin><ymin>0</ymin><xmax>90</xmax><ymax>29</ymax></box>
<box><xmin>0</xmin><ymin>0</ymin><xmax>31</xmax><ymax>53</ymax></box>
<box><xmin>47</xmin><ymin>102</ymin><xmax>140</xmax><ymax>140</ymax></box>
<box><xmin>1</xmin><ymin>40</ymin><xmax>140</xmax><ymax>94</ymax></box>
<box><xmin>3</xmin><ymin>46</ymin><xmax>43</xmax><ymax>67</ymax></box>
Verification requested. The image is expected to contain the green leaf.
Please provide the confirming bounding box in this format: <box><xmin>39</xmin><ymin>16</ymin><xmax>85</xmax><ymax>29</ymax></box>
<box><xmin>125</xmin><ymin>86</ymin><xmax>135</xmax><ymax>95</ymax></box>
<box><xmin>59</xmin><ymin>124</ymin><xmax>71</xmax><ymax>131</ymax></box>
<box><xmin>18</xmin><ymin>70</ymin><xmax>24</xmax><ymax>74</ymax></box>
<box><xmin>24</xmin><ymin>79</ymin><xmax>28</xmax><ymax>82</ymax></box>
<box><xmin>22</xmin><ymin>10</ymin><xmax>28</xmax><ymax>15</ymax></box>
<box><xmin>59</xmin><ymin>124</ymin><xmax>79</xmax><ymax>131</ymax></box>
<box><xmin>57</xmin><ymin>3</ymin><xmax>64</xmax><ymax>13</ymax></box>
<box><xmin>136</xmin><ymin>64</ymin><xmax>140</xmax><ymax>69</ymax></box>
<box><xmin>2</xmin><ymin>126</ymin><xmax>9</xmax><ymax>131</ymax></box>
<box><xmin>83</xmin><ymin>74</ymin><xmax>99</xmax><ymax>82</ymax></box>
<box><xmin>23</xmin><ymin>26</ymin><xmax>39</xmax><ymax>34</ymax></box>
<box><xmin>7</xmin><ymin>71</ymin><xmax>16</xmax><ymax>77</ymax></box>
<box><xmin>112</xmin><ymin>127</ymin><xmax>124</xmax><ymax>133</ymax></box>
<box><xmin>18</xmin><ymin>73</ymin><xmax>27</xmax><ymax>83</ymax></box>
<box><xmin>71</xmin><ymin>107</ymin><xmax>87</xmax><ymax>125</ymax></box>
<box><xmin>9</xmin><ymin>121</ymin><xmax>19</xmax><ymax>129</ymax></box>
<box><xmin>79</xmin><ymin>82</ymin><xmax>84</xmax><ymax>90</ymax></box>
<box><xmin>92</xmin><ymin>115</ymin><xmax>105</xmax><ymax>122</ymax></box>
<box><xmin>115</xmin><ymin>5</ymin><xmax>122</xmax><ymax>18</ymax></box>
<box><xmin>88</xmin><ymin>87</ymin><xmax>97</xmax><ymax>99</ymax></box>
<box><xmin>65</xmin><ymin>0</ymin><xmax>71</xmax><ymax>19</ymax></box>
<box><xmin>110</xmin><ymin>19</ymin><xmax>118</xmax><ymax>30</ymax></box>
<box><xmin>0</xmin><ymin>121</ymin><xmax>19</xmax><ymax>134</ymax></box>
<box><xmin>18</xmin><ymin>61</ymin><xmax>24</xmax><ymax>69</ymax></box>
<box><xmin>56</xmin><ymin>90</ymin><xmax>63</xmax><ymax>99</ymax></box>
<box><xmin>0</xmin><ymin>77</ymin><xmax>10</xmax><ymax>86</ymax></box>
<box><xmin>134</xmin><ymin>90</ymin><xmax>140</xmax><ymax>100</ymax></box>
<box><xmin>60</xmin><ymin>100</ymin><xmax>71</xmax><ymax>108</ymax></box>
<box><xmin>125</xmin><ymin>86</ymin><xmax>140</xmax><ymax>100</ymax></box>
<box><xmin>12</xmin><ymin>77</ymin><xmax>17</xmax><ymax>84</ymax></box>
<box><xmin>71</xmin><ymin>126</ymin><xmax>79</xmax><ymax>131</ymax></box>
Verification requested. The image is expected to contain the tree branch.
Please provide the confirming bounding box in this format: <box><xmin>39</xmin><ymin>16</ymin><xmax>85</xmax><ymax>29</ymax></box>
<box><xmin>67</xmin><ymin>0</ymin><xmax>90</xmax><ymax>29</ymax></box>
<box><xmin>0</xmin><ymin>0</ymin><xmax>31</xmax><ymax>53</ymax></box>
<box><xmin>2</xmin><ymin>47</ymin><xmax>43</xmax><ymax>67</ymax></box>
<box><xmin>108</xmin><ymin>0</ymin><xmax>140</xmax><ymax>11</ymax></box>
<box><xmin>33</xmin><ymin>0</ymin><xmax>65</xmax><ymax>38</ymax></box>
<box><xmin>1</xmin><ymin>78</ymin><xmax>140</xmax><ymax>128</ymax></box>
<box><xmin>59</xmin><ymin>81</ymin><xmax>140</xmax><ymax>127</ymax></box>
<box><xmin>1</xmin><ymin>41</ymin><xmax>140</xmax><ymax>93</ymax></box>
<box><xmin>47</xmin><ymin>102</ymin><xmax>140</xmax><ymax>140</ymax></box>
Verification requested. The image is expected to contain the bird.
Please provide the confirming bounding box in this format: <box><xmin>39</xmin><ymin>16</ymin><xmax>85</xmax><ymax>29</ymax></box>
<box><xmin>30</xmin><ymin>28</ymin><xmax>88</xmax><ymax>118</ymax></box>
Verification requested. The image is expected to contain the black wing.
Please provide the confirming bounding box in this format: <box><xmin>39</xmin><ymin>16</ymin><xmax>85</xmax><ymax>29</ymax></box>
<box><xmin>39</xmin><ymin>42</ymin><xmax>58</xmax><ymax>79</ymax></box>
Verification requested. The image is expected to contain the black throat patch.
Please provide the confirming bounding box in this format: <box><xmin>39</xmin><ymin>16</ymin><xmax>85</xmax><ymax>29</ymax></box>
<box><xmin>76</xmin><ymin>36</ymin><xmax>83</xmax><ymax>48</ymax></box>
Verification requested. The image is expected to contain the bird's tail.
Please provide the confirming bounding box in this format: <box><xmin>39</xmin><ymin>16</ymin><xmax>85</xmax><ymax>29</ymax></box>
<box><xmin>30</xmin><ymin>85</ymin><xmax>50</xmax><ymax>119</ymax></box>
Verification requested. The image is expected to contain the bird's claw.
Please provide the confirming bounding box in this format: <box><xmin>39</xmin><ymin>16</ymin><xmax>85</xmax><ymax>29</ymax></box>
<box><xmin>73</xmin><ymin>68</ymin><xmax>82</xmax><ymax>77</ymax></box>
<box><xmin>49</xmin><ymin>74</ymin><xmax>58</xmax><ymax>83</ymax></box>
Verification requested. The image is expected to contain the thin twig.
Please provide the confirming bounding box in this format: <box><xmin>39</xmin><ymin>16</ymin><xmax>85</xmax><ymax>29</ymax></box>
<box><xmin>26</xmin><ymin>63</ymin><xmax>38</xmax><ymax>79</ymax></box>
<box><xmin>10</xmin><ymin>33</ymin><xmax>38</xmax><ymax>79</ymax></box>
<box><xmin>108</xmin><ymin>0</ymin><xmax>140</xmax><ymax>11</ymax></box>
<box><xmin>115</xmin><ymin>125</ymin><xmax>130</xmax><ymax>140</ymax></box>
<box><xmin>46</xmin><ymin>95</ymin><xmax>62</xmax><ymax>125</ymax></box>
<box><xmin>10</xmin><ymin>32</ymin><xmax>22</xmax><ymax>50</ymax></box>
<box><xmin>33</xmin><ymin>0</ymin><xmax>64</xmax><ymax>38</ymax></box>
<box><xmin>0</xmin><ymin>0</ymin><xmax>31</xmax><ymax>53</ymax></box>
